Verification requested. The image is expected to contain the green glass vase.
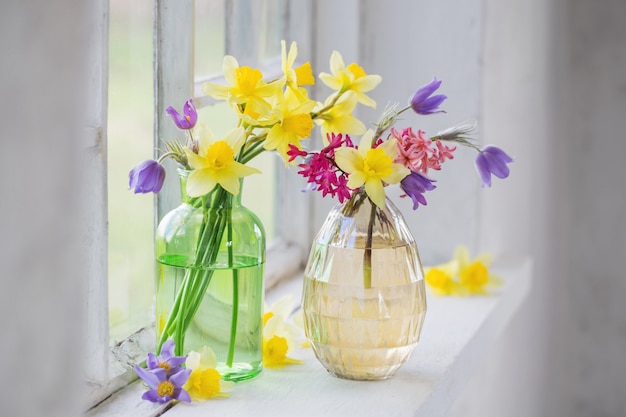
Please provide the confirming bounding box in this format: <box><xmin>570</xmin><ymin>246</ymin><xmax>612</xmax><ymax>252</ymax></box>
<box><xmin>302</xmin><ymin>191</ymin><xmax>427</xmax><ymax>380</ymax></box>
<box><xmin>155</xmin><ymin>173</ymin><xmax>265</xmax><ymax>382</ymax></box>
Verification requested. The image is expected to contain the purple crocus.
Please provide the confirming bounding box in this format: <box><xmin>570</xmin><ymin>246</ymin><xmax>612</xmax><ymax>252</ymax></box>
<box><xmin>128</xmin><ymin>159</ymin><xmax>166</xmax><ymax>194</ymax></box>
<box><xmin>166</xmin><ymin>99</ymin><xmax>198</xmax><ymax>130</ymax></box>
<box><xmin>400</xmin><ymin>171</ymin><xmax>437</xmax><ymax>210</ymax></box>
<box><xmin>147</xmin><ymin>340</ymin><xmax>187</xmax><ymax>376</ymax></box>
<box><xmin>409</xmin><ymin>78</ymin><xmax>447</xmax><ymax>115</ymax></box>
<box><xmin>134</xmin><ymin>365</ymin><xmax>192</xmax><ymax>404</ymax></box>
<box><xmin>475</xmin><ymin>145</ymin><xmax>514</xmax><ymax>187</ymax></box>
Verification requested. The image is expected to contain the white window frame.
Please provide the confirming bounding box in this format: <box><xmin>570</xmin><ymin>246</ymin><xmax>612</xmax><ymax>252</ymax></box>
<box><xmin>84</xmin><ymin>0</ymin><xmax>112</xmax><ymax>406</ymax></box>
<box><xmin>85</xmin><ymin>0</ymin><xmax>530</xmax><ymax>415</ymax></box>
<box><xmin>85</xmin><ymin>0</ymin><xmax>314</xmax><ymax>409</ymax></box>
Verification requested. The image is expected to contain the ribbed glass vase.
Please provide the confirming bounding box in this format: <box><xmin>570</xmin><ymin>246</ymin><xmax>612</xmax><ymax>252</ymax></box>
<box><xmin>302</xmin><ymin>190</ymin><xmax>427</xmax><ymax>380</ymax></box>
<box><xmin>155</xmin><ymin>172</ymin><xmax>265</xmax><ymax>382</ymax></box>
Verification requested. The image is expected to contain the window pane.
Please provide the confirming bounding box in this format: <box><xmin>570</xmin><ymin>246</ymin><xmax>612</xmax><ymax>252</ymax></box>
<box><xmin>108</xmin><ymin>0</ymin><xmax>154</xmax><ymax>344</ymax></box>
<box><xmin>194</xmin><ymin>0</ymin><xmax>225</xmax><ymax>77</ymax></box>
<box><xmin>258</xmin><ymin>0</ymin><xmax>285</xmax><ymax>62</ymax></box>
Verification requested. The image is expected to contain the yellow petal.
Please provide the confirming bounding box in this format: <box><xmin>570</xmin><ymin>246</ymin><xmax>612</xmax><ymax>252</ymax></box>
<box><xmin>217</xmin><ymin>163</ymin><xmax>261</xmax><ymax>195</ymax></box>
<box><xmin>216</xmin><ymin>172</ymin><xmax>241</xmax><ymax>195</ymax></box>
<box><xmin>329</xmin><ymin>50</ymin><xmax>346</xmax><ymax>75</ymax></box>
<box><xmin>365</xmin><ymin>178</ymin><xmax>386</xmax><ymax>208</ymax></box>
<box><xmin>196</xmin><ymin>345</ymin><xmax>218</xmax><ymax>369</ymax></box>
<box><xmin>222</xmin><ymin>55</ymin><xmax>239</xmax><ymax>85</ymax></box>
<box><xmin>357</xmin><ymin>130</ymin><xmax>376</xmax><ymax>157</ymax></box>
<box><xmin>353</xmin><ymin>74</ymin><xmax>383</xmax><ymax>92</ymax></box>
<box><xmin>264</xmin><ymin>124</ymin><xmax>286</xmax><ymax>152</ymax></box>
<box><xmin>201</xmin><ymin>82</ymin><xmax>231</xmax><ymax>100</ymax></box>
<box><xmin>334</xmin><ymin>147</ymin><xmax>362</xmax><ymax>174</ymax></box>
<box><xmin>263</xmin><ymin>311</ymin><xmax>274</xmax><ymax>326</ymax></box>
<box><xmin>286</xmin><ymin>41</ymin><xmax>297</xmax><ymax>68</ymax></box>
<box><xmin>318</xmin><ymin>72</ymin><xmax>342</xmax><ymax>90</ymax></box>
<box><xmin>328</xmin><ymin>91</ymin><xmax>358</xmax><ymax>110</ymax></box>
<box><xmin>265</xmin><ymin>294</ymin><xmax>295</xmax><ymax>320</ymax></box>
<box><xmin>185</xmin><ymin>148</ymin><xmax>208</xmax><ymax>170</ymax></box>
<box><xmin>319</xmin><ymin>120</ymin><xmax>365</xmax><ymax>144</ymax></box>
<box><xmin>254</xmin><ymin>81</ymin><xmax>283</xmax><ymax>99</ymax></box>
<box><xmin>194</xmin><ymin>123</ymin><xmax>215</xmax><ymax>155</ymax></box>
<box><xmin>229</xmin><ymin>161</ymin><xmax>262</xmax><ymax>178</ymax></box>
<box><xmin>384</xmin><ymin>163</ymin><xmax>410</xmax><ymax>185</ymax></box>
<box><xmin>353</xmin><ymin>91</ymin><xmax>377</xmax><ymax>108</ymax></box>
<box><xmin>186</xmin><ymin>168</ymin><xmax>217</xmax><ymax>197</ymax></box>
<box><xmin>346</xmin><ymin>171</ymin><xmax>365</xmax><ymax>189</ymax></box>
<box><xmin>222</xmin><ymin>127</ymin><xmax>246</xmax><ymax>154</ymax></box>
<box><xmin>243</xmin><ymin>96</ymin><xmax>272</xmax><ymax>116</ymax></box>
<box><xmin>186</xmin><ymin>351</ymin><xmax>201</xmax><ymax>370</ymax></box>
<box><xmin>379</xmin><ymin>137</ymin><xmax>398</xmax><ymax>158</ymax></box>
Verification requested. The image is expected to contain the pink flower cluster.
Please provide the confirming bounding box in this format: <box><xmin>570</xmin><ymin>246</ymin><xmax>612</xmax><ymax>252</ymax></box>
<box><xmin>288</xmin><ymin>133</ymin><xmax>354</xmax><ymax>203</ymax></box>
<box><xmin>392</xmin><ymin>127</ymin><xmax>456</xmax><ymax>174</ymax></box>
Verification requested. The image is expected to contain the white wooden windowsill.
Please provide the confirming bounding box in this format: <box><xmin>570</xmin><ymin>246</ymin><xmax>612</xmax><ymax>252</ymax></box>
<box><xmin>89</xmin><ymin>256</ymin><xmax>531</xmax><ymax>417</ymax></box>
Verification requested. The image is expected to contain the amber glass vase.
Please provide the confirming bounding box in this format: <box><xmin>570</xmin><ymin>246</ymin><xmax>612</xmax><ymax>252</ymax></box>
<box><xmin>302</xmin><ymin>191</ymin><xmax>427</xmax><ymax>380</ymax></box>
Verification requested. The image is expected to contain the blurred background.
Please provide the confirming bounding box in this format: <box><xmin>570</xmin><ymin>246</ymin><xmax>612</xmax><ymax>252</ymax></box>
<box><xmin>2</xmin><ymin>0</ymin><xmax>626</xmax><ymax>416</ymax></box>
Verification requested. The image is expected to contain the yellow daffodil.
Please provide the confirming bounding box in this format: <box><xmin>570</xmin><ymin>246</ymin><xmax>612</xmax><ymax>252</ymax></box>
<box><xmin>334</xmin><ymin>130</ymin><xmax>410</xmax><ymax>208</ymax></box>
<box><xmin>263</xmin><ymin>89</ymin><xmax>316</xmax><ymax>162</ymax></box>
<box><xmin>319</xmin><ymin>51</ymin><xmax>382</xmax><ymax>108</ymax></box>
<box><xmin>183</xmin><ymin>346</ymin><xmax>233</xmax><ymax>401</ymax></box>
<box><xmin>453</xmin><ymin>245</ymin><xmax>503</xmax><ymax>294</ymax></box>
<box><xmin>424</xmin><ymin>245</ymin><xmax>503</xmax><ymax>296</ymax></box>
<box><xmin>263</xmin><ymin>295</ymin><xmax>305</xmax><ymax>341</ymax></box>
<box><xmin>263</xmin><ymin>295</ymin><xmax>304</xmax><ymax>369</ymax></box>
<box><xmin>315</xmin><ymin>94</ymin><xmax>366</xmax><ymax>144</ymax></box>
<box><xmin>202</xmin><ymin>55</ymin><xmax>281</xmax><ymax>116</ymax></box>
<box><xmin>281</xmin><ymin>41</ymin><xmax>315</xmax><ymax>102</ymax></box>
<box><xmin>425</xmin><ymin>264</ymin><xmax>465</xmax><ymax>296</ymax></box>
<box><xmin>185</xmin><ymin>126</ymin><xmax>261</xmax><ymax>196</ymax></box>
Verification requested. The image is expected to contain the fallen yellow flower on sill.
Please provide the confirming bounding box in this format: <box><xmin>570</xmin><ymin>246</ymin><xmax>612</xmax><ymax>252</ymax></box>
<box><xmin>263</xmin><ymin>295</ymin><xmax>305</xmax><ymax>368</ymax></box>
<box><xmin>263</xmin><ymin>335</ymin><xmax>304</xmax><ymax>368</ymax></box>
<box><xmin>425</xmin><ymin>266</ymin><xmax>465</xmax><ymax>296</ymax></box>
<box><xmin>425</xmin><ymin>245</ymin><xmax>503</xmax><ymax>296</ymax></box>
<box><xmin>183</xmin><ymin>346</ymin><xmax>234</xmax><ymax>401</ymax></box>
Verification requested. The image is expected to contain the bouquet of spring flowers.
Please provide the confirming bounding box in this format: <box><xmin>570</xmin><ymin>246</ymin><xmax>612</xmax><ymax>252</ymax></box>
<box><xmin>287</xmin><ymin>79</ymin><xmax>513</xmax><ymax>211</ymax></box>
<box><xmin>128</xmin><ymin>39</ymin><xmax>513</xmax><ymax>399</ymax></box>
<box><xmin>128</xmin><ymin>40</ymin><xmax>402</xmax><ymax>381</ymax></box>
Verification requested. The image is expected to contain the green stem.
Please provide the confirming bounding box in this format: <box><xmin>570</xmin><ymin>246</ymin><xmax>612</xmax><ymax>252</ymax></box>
<box><xmin>157</xmin><ymin>187</ymin><xmax>230</xmax><ymax>356</ymax></box>
<box><xmin>363</xmin><ymin>199</ymin><xmax>377</xmax><ymax>289</ymax></box>
<box><xmin>240</xmin><ymin>140</ymin><xmax>267</xmax><ymax>164</ymax></box>
<box><xmin>226</xmin><ymin>208</ymin><xmax>239</xmax><ymax>367</ymax></box>
<box><xmin>180</xmin><ymin>191</ymin><xmax>229</xmax><ymax>329</ymax></box>
<box><xmin>173</xmin><ymin>269</ymin><xmax>194</xmax><ymax>355</ymax></box>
